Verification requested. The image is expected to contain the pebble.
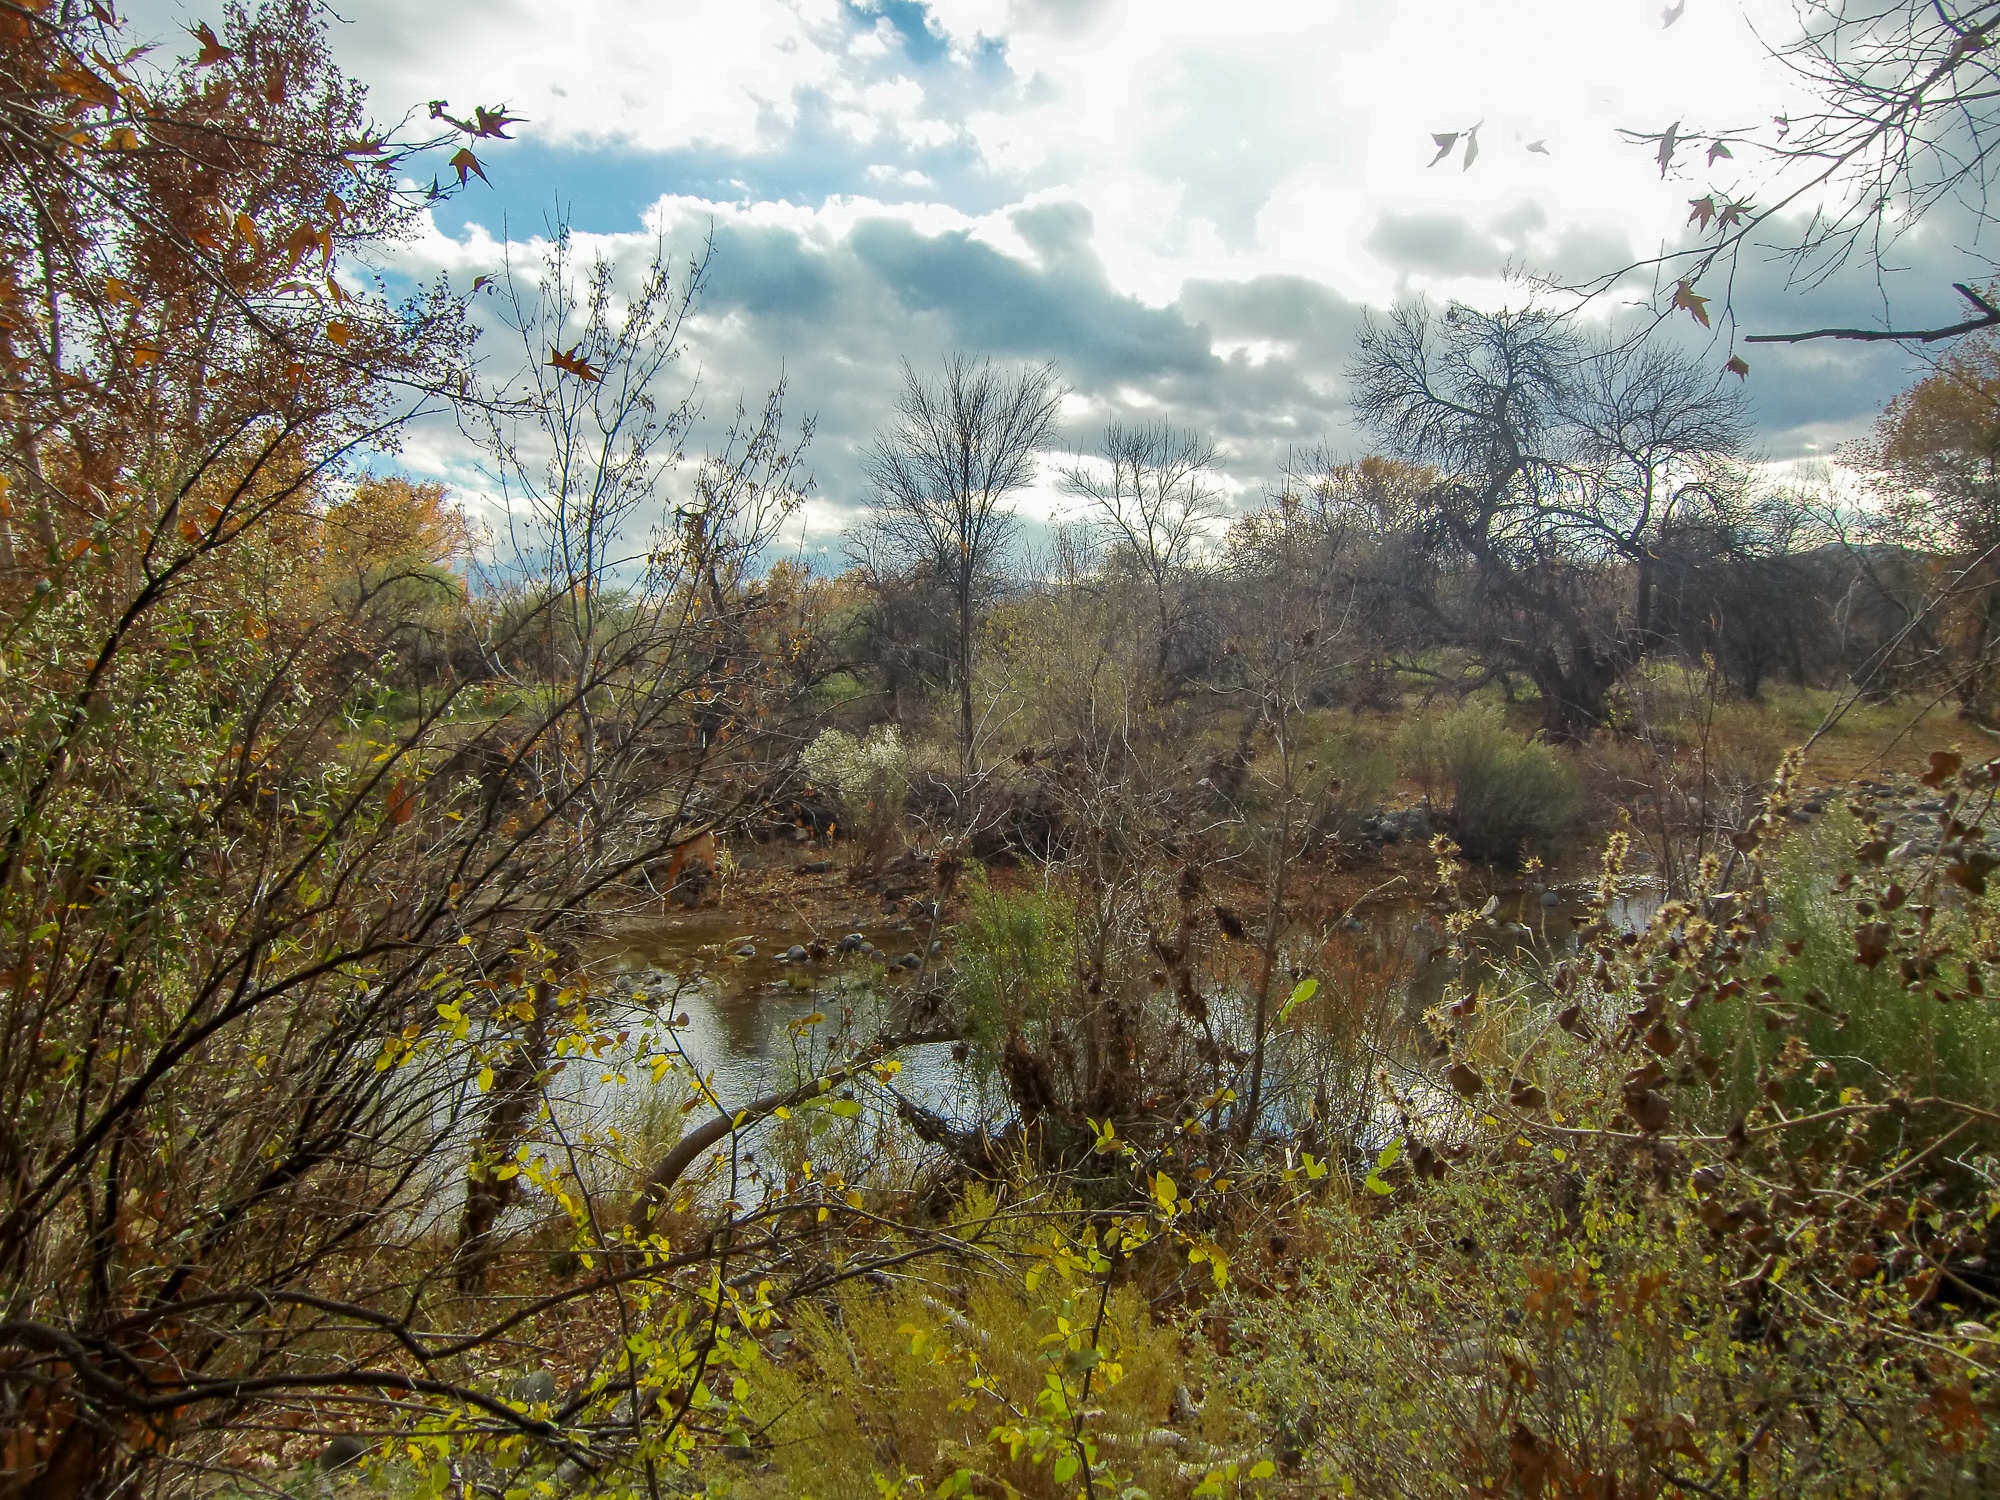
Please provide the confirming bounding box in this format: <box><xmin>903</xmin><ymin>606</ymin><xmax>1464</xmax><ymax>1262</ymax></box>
<box><xmin>798</xmin><ymin>859</ymin><xmax>833</xmax><ymax>874</ymax></box>
<box><xmin>1540</xmin><ymin>889</ymin><xmax>1562</xmax><ymax>908</ymax></box>
<box><xmin>733</xmin><ymin>944</ymin><xmax>756</xmax><ymax>959</ymax></box>
<box><xmin>783</xmin><ymin>945</ymin><xmax>809</xmax><ymax>963</ymax></box>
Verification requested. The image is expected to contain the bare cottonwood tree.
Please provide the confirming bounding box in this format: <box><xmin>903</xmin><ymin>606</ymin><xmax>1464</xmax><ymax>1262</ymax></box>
<box><xmin>1060</xmin><ymin>421</ymin><xmax>1220</xmax><ymax>688</ymax></box>
<box><xmin>860</xmin><ymin>355</ymin><xmax>1064</xmax><ymax>776</ymax></box>
<box><xmin>1352</xmin><ymin>301</ymin><xmax>1749</xmax><ymax>740</ymax></box>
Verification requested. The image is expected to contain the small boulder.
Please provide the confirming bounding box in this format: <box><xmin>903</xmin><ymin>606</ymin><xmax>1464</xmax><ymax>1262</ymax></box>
<box><xmin>837</xmin><ymin>932</ymin><xmax>865</xmax><ymax>953</ymax></box>
<box><xmin>732</xmin><ymin>944</ymin><xmax>756</xmax><ymax>959</ymax></box>
<box><xmin>508</xmin><ymin>1369</ymin><xmax>557</xmax><ymax>1406</ymax></box>
<box><xmin>319</xmin><ymin>1436</ymin><xmax>369</xmax><ymax>1473</ymax></box>
<box><xmin>783</xmin><ymin>945</ymin><xmax>809</xmax><ymax>964</ymax></box>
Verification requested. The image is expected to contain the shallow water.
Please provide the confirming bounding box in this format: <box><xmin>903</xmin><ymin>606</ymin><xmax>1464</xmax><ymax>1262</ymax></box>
<box><xmin>584</xmin><ymin>909</ymin><xmax>976</xmax><ymax>1130</ymax></box>
<box><xmin>569</xmin><ymin>879</ymin><xmax>1662</xmax><ymax>1159</ymax></box>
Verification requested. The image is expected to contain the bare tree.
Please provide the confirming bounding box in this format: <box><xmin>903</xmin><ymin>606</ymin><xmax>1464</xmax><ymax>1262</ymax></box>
<box><xmin>1060</xmin><ymin>421</ymin><xmax>1221</xmax><ymax>688</ymax></box>
<box><xmin>1352</xmin><ymin>301</ymin><xmax>1749</xmax><ymax>740</ymax></box>
<box><xmin>860</xmin><ymin>355</ymin><xmax>1064</xmax><ymax>776</ymax></box>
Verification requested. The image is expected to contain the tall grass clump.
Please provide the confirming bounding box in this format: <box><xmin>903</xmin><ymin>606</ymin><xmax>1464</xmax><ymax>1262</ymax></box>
<box><xmin>1397</xmin><ymin>701</ymin><xmax>1581</xmax><ymax>862</ymax></box>
<box><xmin>953</xmin><ymin>882</ymin><xmax>1077</xmax><ymax>1060</ymax></box>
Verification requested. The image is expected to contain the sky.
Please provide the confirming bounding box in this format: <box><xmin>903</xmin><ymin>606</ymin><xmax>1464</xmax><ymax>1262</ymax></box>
<box><xmin>143</xmin><ymin>0</ymin><xmax>1990</xmax><ymax>550</ymax></box>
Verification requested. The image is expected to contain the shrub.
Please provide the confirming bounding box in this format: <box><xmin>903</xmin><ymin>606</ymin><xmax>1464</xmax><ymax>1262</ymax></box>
<box><xmin>953</xmin><ymin>882</ymin><xmax>1077</xmax><ymax>1061</ymax></box>
<box><xmin>1398</xmin><ymin>701</ymin><xmax>1581</xmax><ymax>862</ymax></box>
<box><xmin>801</xmin><ymin>724</ymin><xmax>912</xmax><ymax>864</ymax></box>
<box><xmin>1695</xmin><ymin>808</ymin><xmax>2000</xmax><ymax>1123</ymax></box>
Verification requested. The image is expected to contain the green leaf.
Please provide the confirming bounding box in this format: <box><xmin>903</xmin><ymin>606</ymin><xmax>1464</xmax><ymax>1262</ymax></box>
<box><xmin>1278</xmin><ymin>975</ymin><xmax>1318</xmax><ymax>1024</ymax></box>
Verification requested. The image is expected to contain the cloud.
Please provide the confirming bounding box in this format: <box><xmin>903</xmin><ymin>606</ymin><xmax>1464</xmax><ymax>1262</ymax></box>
<box><xmin>130</xmin><ymin>0</ymin><xmax>1973</xmax><ymax>527</ymax></box>
<box><xmin>1364</xmin><ymin>211</ymin><xmax>1504</xmax><ymax>280</ymax></box>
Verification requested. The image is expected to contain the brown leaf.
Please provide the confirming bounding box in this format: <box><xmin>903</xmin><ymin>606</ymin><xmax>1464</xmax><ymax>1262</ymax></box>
<box><xmin>326</xmin><ymin>320</ymin><xmax>351</xmax><ymax>348</ymax></box>
<box><xmin>1854</xmin><ymin>921</ymin><xmax>1894</xmax><ymax>969</ymax></box>
<box><xmin>1671</xmin><ymin>280</ymin><xmax>1710</xmax><ymax>327</ymax></box>
<box><xmin>1557</xmin><ymin>1003</ymin><xmax>1594</xmax><ymax>1039</ymax></box>
<box><xmin>1687</xmin><ymin>195</ymin><xmax>1716</xmax><ymax>231</ymax></box>
<box><xmin>1508</xmin><ymin>1079</ymin><xmax>1547</xmax><ymax>1111</ymax></box>
<box><xmin>188</xmin><ymin>20</ymin><xmax>232</xmax><ymax>66</ymax></box>
<box><xmin>546</xmin><ymin>343</ymin><xmax>602</xmax><ymax>383</ymax></box>
<box><xmin>1948</xmin><ymin>850</ymin><xmax>1999</xmax><ymax>894</ymax></box>
<box><xmin>1445</xmin><ymin>1062</ymin><xmax>1484</xmax><ymax>1097</ymax></box>
<box><xmin>1926</xmin><ymin>1382</ymin><xmax>1987</xmax><ymax>1452</ymax></box>
<box><xmin>471</xmin><ymin>105</ymin><xmax>522</xmax><ymax>139</ymax></box>
<box><xmin>1725</xmin><ymin>354</ymin><xmax>1749</xmax><ymax>379</ymax></box>
<box><xmin>1625</xmin><ymin>1087</ymin><xmax>1672</xmax><ymax>1132</ymax></box>
<box><xmin>449</xmin><ymin>147</ymin><xmax>488</xmax><ymax>187</ymax></box>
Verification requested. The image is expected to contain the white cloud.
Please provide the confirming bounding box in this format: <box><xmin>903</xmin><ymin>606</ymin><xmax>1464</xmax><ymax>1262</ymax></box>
<box><xmin>136</xmin><ymin>0</ymin><xmax>1946</xmax><ymax>524</ymax></box>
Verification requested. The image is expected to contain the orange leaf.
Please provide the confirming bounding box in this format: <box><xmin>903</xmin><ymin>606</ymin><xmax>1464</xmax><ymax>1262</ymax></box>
<box><xmin>326</xmin><ymin>320</ymin><xmax>351</xmax><ymax>348</ymax></box>
<box><xmin>1922</xmin><ymin>750</ymin><xmax>1964</xmax><ymax>787</ymax></box>
<box><xmin>1671</xmin><ymin>280</ymin><xmax>1710</xmax><ymax>327</ymax></box>
<box><xmin>130</xmin><ymin>344</ymin><xmax>160</xmax><ymax>367</ymax></box>
<box><xmin>386</xmin><ymin>780</ymin><xmax>417</xmax><ymax>825</ymax></box>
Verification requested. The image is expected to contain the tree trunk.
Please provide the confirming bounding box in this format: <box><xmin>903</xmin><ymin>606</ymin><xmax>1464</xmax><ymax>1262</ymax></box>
<box><xmin>1533</xmin><ymin>645</ymin><xmax>1622</xmax><ymax>743</ymax></box>
<box><xmin>957</xmin><ymin>580</ymin><xmax>976</xmax><ymax>779</ymax></box>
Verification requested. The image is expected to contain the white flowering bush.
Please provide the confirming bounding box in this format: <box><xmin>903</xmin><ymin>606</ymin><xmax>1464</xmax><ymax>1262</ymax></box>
<box><xmin>801</xmin><ymin>725</ymin><xmax>911</xmax><ymax>865</ymax></box>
